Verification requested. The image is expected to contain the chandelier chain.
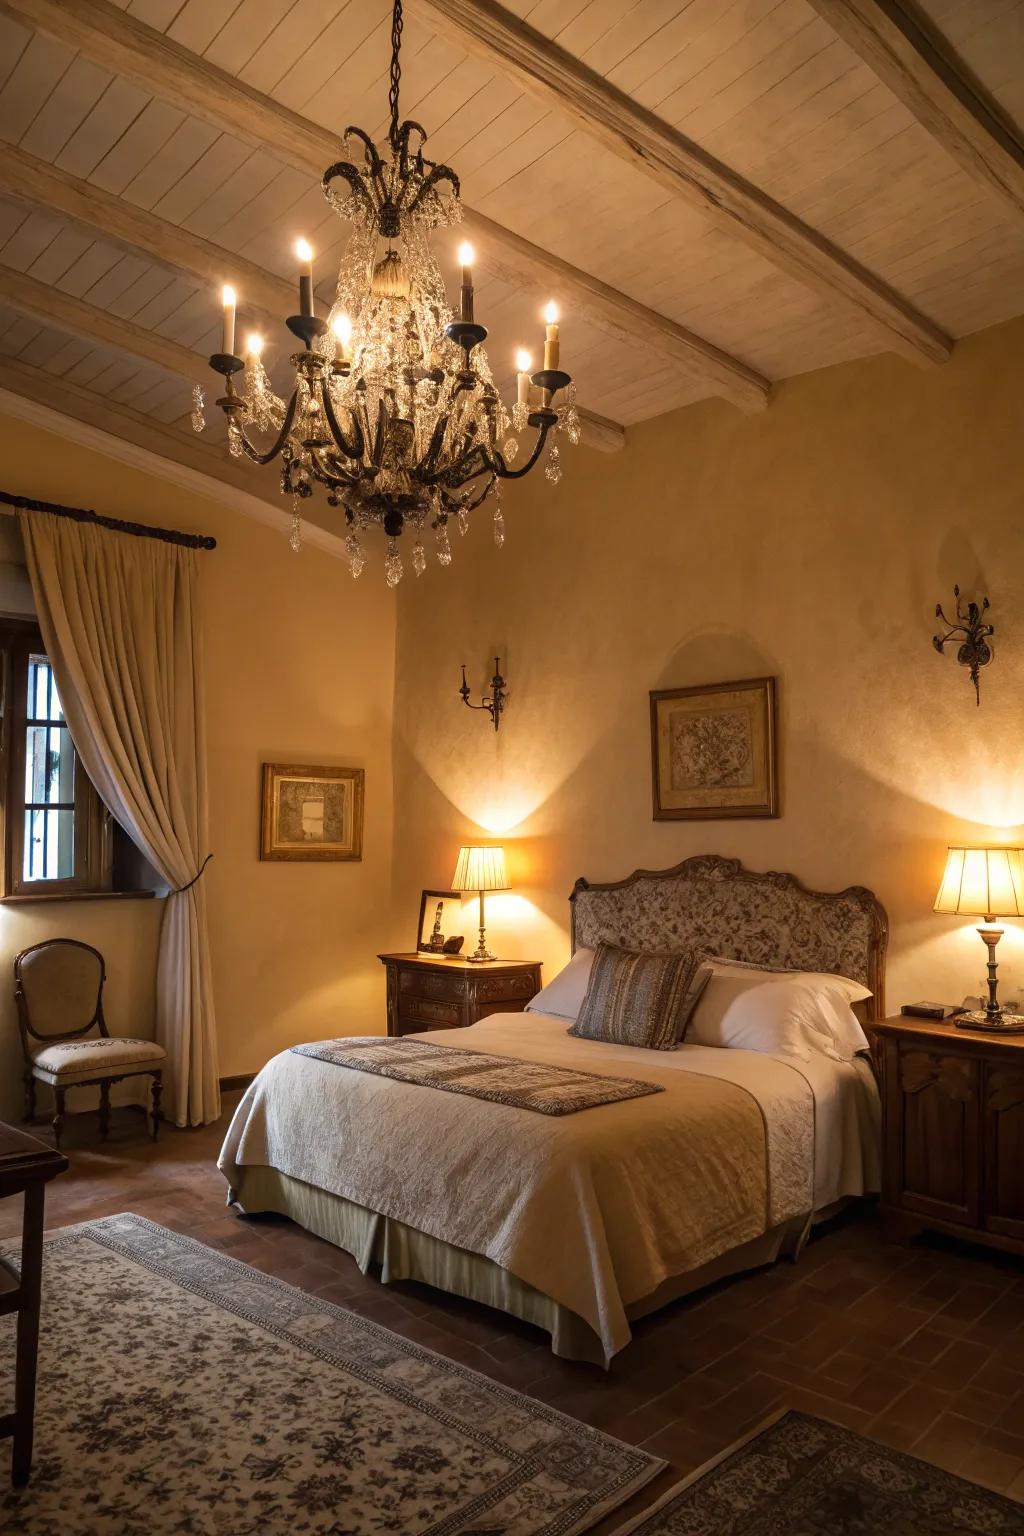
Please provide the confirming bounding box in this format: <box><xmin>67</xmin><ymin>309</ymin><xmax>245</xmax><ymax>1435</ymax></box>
<box><xmin>388</xmin><ymin>0</ymin><xmax>404</xmax><ymax>150</ymax></box>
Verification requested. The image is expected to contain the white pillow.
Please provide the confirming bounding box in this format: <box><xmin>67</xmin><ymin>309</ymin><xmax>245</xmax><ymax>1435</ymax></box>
<box><xmin>526</xmin><ymin>947</ymin><xmax>595</xmax><ymax>1020</ymax></box>
<box><xmin>685</xmin><ymin>962</ymin><xmax>871</xmax><ymax>1061</ymax></box>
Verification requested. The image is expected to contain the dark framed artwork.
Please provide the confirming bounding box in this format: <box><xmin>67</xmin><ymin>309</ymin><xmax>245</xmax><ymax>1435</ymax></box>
<box><xmin>650</xmin><ymin>677</ymin><xmax>778</xmax><ymax>820</ymax></box>
<box><xmin>417</xmin><ymin>889</ymin><xmax>465</xmax><ymax>953</ymax></box>
<box><xmin>260</xmin><ymin>763</ymin><xmax>364</xmax><ymax>860</ymax></box>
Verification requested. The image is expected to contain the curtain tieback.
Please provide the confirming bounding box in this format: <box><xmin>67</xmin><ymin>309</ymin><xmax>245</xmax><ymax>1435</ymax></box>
<box><xmin>174</xmin><ymin>853</ymin><xmax>213</xmax><ymax>895</ymax></box>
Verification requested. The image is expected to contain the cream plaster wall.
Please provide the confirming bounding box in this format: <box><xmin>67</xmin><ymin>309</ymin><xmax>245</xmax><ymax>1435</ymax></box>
<box><xmin>392</xmin><ymin>315</ymin><xmax>1024</xmax><ymax>1017</ymax></box>
<box><xmin>0</xmin><ymin>415</ymin><xmax>399</xmax><ymax>1124</ymax></box>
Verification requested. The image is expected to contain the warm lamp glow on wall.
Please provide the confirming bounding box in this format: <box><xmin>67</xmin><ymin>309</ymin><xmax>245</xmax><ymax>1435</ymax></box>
<box><xmin>452</xmin><ymin>846</ymin><xmax>509</xmax><ymax>963</ymax></box>
<box><xmin>935</xmin><ymin>846</ymin><xmax>1024</xmax><ymax>1031</ymax></box>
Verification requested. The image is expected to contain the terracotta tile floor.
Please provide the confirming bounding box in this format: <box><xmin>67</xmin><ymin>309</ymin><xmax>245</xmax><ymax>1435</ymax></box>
<box><xmin>4</xmin><ymin>1100</ymin><xmax>1024</xmax><ymax>1500</ymax></box>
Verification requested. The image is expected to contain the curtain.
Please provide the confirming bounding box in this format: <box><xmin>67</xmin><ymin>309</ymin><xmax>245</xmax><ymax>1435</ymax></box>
<box><xmin>19</xmin><ymin>510</ymin><xmax>220</xmax><ymax>1127</ymax></box>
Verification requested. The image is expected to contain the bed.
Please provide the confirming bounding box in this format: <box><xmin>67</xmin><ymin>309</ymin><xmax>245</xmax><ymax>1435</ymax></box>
<box><xmin>218</xmin><ymin>855</ymin><xmax>888</xmax><ymax>1365</ymax></box>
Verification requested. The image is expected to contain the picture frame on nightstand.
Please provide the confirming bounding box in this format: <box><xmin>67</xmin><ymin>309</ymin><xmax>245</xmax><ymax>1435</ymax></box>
<box><xmin>416</xmin><ymin>889</ymin><xmax>464</xmax><ymax>953</ymax></box>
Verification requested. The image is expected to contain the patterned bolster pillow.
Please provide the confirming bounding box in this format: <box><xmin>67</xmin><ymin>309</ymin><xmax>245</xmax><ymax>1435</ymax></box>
<box><xmin>568</xmin><ymin>943</ymin><xmax>710</xmax><ymax>1051</ymax></box>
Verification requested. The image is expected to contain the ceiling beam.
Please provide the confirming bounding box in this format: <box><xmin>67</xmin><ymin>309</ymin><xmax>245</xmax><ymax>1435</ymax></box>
<box><xmin>416</xmin><ymin>0</ymin><xmax>952</xmax><ymax>366</ymax></box>
<box><xmin>459</xmin><ymin>208</ymin><xmax>767</xmax><ymax>412</ymax></box>
<box><xmin>0</xmin><ymin>0</ymin><xmax>768</xmax><ymax>413</ymax></box>
<box><xmin>0</xmin><ymin>143</ymin><xmax>294</xmax><ymax>321</ymax></box>
<box><xmin>804</xmin><ymin>0</ymin><xmax>1024</xmax><ymax>218</ymax></box>
<box><xmin>0</xmin><ymin>263</ymin><xmax>210</xmax><ymax>384</ymax></box>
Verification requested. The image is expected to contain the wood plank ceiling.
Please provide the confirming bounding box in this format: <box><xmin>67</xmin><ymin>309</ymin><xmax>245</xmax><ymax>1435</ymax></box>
<box><xmin>0</xmin><ymin>0</ymin><xmax>1021</xmax><ymax>518</ymax></box>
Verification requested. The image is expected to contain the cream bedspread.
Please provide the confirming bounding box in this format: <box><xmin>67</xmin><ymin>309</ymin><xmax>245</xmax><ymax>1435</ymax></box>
<box><xmin>219</xmin><ymin>1013</ymin><xmax>877</xmax><ymax>1358</ymax></box>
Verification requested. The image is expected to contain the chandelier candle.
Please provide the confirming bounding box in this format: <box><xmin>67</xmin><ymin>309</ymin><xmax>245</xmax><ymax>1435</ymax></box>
<box><xmin>516</xmin><ymin>350</ymin><xmax>532</xmax><ymax>407</ymax></box>
<box><xmin>458</xmin><ymin>241</ymin><xmax>475</xmax><ymax>323</ymax></box>
<box><xmin>543</xmin><ymin>302</ymin><xmax>560</xmax><ymax>371</ymax></box>
<box><xmin>200</xmin><ymin>0</ymin><xmax>579</xmax><ymax>584</ymax></box>
<box><xmin>246</xmin><ymin>333</ymin><xmax>263</xmax><ymax>359</ymax></box>
<box><xmin>332</xmin><ymin>312</ymin><xmax>352</xmax><ymax>367</ymax></box>
<box><xmin>295</xmin><ymin>239</ymin><xmax>314</xmax><ymax>317</ymax></box>
<box><xmin>221</xmin><ymin>286</ymin><xmax>236</xmax><ymax>355</ymax></box>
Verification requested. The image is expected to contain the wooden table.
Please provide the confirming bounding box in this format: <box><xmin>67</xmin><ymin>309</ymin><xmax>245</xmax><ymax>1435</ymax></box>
<box><xmin>0</xmin><ymin>1120</ymin><xmax>67</xmax><ymax>1486</ymax></box>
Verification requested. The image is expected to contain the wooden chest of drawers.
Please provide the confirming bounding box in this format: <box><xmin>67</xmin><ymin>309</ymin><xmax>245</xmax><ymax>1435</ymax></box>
<box><xmin>872</xmin><ymin>1014</ymin><xmax>1024</xmax><ymax>1257</ymax></box>
<box><xmin>378</xmin><ymin>953</ymin><xmax>543</xmax><ymax>1036</ymax></box>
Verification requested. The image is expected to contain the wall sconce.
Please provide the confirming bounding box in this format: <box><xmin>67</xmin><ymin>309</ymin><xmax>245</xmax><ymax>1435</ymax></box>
<box><xmin>933</xmin><ymin>585</ymin><xmax>993</xmax><ymax>705</ymax></box>
<box><xmin>459</xmin><ymin>657</ymin><xmax>508</xmax><ymax>731</ymax></box>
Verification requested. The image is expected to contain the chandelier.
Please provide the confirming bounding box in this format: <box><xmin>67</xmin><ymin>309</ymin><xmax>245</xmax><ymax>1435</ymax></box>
<box><xmin>196</xmin><ymin>0</ymin><xmax>577</xmax><ymax>585</ymax></box>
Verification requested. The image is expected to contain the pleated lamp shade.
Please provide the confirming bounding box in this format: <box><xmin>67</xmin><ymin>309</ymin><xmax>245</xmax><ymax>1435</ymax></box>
<box><xmin>934</xmin><ymin>846</ymin><xmax>1024</xmax><ymax>919</ymax></box>
<box><xmin>452</xmin><ymin>845</ymin><xmax>509</xmax><ymax>893</ymax></box>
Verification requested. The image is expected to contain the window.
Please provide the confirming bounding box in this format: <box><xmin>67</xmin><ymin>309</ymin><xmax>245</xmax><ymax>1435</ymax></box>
<box><xmin>0</xmin><ymin>622</ymin><xmax>155</xmax><ymax>899</ymax></box>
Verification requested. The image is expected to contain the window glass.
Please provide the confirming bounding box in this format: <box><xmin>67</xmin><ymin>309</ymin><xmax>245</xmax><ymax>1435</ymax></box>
<box><xmin>23</xmin><ymin>655</ymin><xmax>75</xmax><ymax>883</ymax></box>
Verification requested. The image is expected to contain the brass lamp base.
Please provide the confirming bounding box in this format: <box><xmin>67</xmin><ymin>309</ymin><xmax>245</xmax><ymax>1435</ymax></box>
<box><xmin>956</xmin><ymin>1009</ymin><xmax>1024</xmax><ymax>1034</ymax></box>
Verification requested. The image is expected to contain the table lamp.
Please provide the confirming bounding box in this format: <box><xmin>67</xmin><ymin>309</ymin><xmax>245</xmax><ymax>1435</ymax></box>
<box><xmin>452</xmin><ymin>845</ymin><xmax>509</xmax><ymax>963</ymax></box>
<box><xmin>934</xmin><ymin>845</ymin><xmax>1024</xmax><ymax>1032</ymax></box>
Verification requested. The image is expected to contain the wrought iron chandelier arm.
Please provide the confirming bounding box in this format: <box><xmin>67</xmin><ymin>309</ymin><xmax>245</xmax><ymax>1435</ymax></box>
<box><xmin>491</xmin><ymin>416</ymin><xmax>557</xmax><ymax>480</ymax></box>
<box><xmin>423</xmin><ymin>437</ymin><xmax>490</xmax><ymax>487</ymax></box>
<box><xmin>439</xmin><ymin>477</ymin><xmax>494</xmax><ymax>515</ymax></box>
<box><xmin>318</xmin><ymin>376</ymin><xmax>364</xmax><ymax>460</ymax></box>
<box><xmin>229</xmin><ymin>391</ymin><xmax>300</xmax><ymax>466</ymax></box>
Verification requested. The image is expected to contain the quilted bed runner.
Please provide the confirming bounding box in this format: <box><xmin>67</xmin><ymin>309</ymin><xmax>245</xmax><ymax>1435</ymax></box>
<box><xmin>290</xmin><ymin>1036</ymin><xmax>665</xmax><ymax>1115</ymax></box>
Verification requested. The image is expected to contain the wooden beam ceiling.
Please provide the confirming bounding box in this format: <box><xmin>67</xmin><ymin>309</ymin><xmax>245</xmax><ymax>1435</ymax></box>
<box><xmin>805</xmin><ymin>0</ymin><xmax>1024</xmax><ymax>219</ymax></box>
<box><xmin>0</xmin><ymin>0</ymin><xmax>767</xmax><ymax>413</ymax></box>
<box><xmin>416</xmin><ymin>0</ymin><xmax>953</xmax><ymax>366</ymax></box>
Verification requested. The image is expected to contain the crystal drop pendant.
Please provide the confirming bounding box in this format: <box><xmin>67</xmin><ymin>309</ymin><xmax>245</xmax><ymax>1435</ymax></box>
<box><xmin>227</xmin><ymin>417</ymin><xmax>243</xmax><ymax>458</ymax></box>
<box><xmin>544</xmin><ymin>444</ymin><xmax>562</xmax><ymax>485</ymax></box>
<box><xmin>493</xmin><ymin>509</ymin><xmax>505</xmax><ymax>548</ymax></box>
<box><xmin>412</xmin><ymin>540</ymin><xmax>427</xmax><ymax>576</ymax></box>
<box><xmin>385</xmin><ymin>537</ymin><xmax>403</xmax><ymax>587</ymax></box>
<box><xmin>503</xmin><ymin>436</ymin><xmax>519</xmax><ymax>462</ymax></box>
<box><xmin>436</xmin><ymin>523</ymin><xmax>452</xmax><ymax>567</ymax></box>
<box><xmin>345</xmin><ymin>531</ymin><xmax>365</xmax><ymax>579</ymax></box>
<box><xmin>190</xmin><ymin>384</ymin><xmax>205</xmax><ymax>433</ymax></box>
<box><xmin>457</xmin><ymin>507</ymin><xmax>469</xmax><ymax>537</ymax></box>
<box><xmin>289</xmin><ymin>503</ymin><xmax>302</xmax><ymax>553</ymax></box>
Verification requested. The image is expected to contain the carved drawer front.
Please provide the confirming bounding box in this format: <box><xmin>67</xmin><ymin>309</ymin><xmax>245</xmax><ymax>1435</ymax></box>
<box><xmin>473</xmin><ymin>973</ymin><xmax>537</xmax><ymax>1004</ymax></box>
<box><xmin>983</xmin><ymin>1064</ymin><xmax>1024</xmax><ymax>1241</ymax></box>
<box><xmin>895</xmin><ymin>1047</ymin><xmax>979</xmax><ymax>1225</ymax></box>
<box><xmin>399</xmin><ymin>968</ymin><xmax>466</xmax><ymax>1003</ymax></box>
<box><xmin>399</xmin><ymin>996</ymin><xmax>462</xmax><ymax>1032</ymax></box>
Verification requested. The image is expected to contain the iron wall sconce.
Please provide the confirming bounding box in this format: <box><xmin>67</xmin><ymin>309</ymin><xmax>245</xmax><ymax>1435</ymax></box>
<box><xmin>933</xmin><ymin>585</ymin><xmax>993</xmax><ymax>705</ymax></box>
<box><xmin>460</xmin><ymin>658</ymin><xmax>508</xmax><ymax>731</ymax></box>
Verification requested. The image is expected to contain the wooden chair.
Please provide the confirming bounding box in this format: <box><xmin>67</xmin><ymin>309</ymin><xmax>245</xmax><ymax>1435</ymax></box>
<box><xmin>15</xmin><ymin>939</ymin><xmax>165</xmax><ymax>1150</ymax></box>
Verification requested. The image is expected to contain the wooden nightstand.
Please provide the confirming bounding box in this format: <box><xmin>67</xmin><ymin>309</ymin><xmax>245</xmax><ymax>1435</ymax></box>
<box><xmin>378</xmin><ymin>953</ymin><xmax>543</xmax><ymax>1037</ymax></box>
<box><xmin>872</xmin><ymin>1014</ymin><xmax>1024</xmax><ymax>1256</ymax></box>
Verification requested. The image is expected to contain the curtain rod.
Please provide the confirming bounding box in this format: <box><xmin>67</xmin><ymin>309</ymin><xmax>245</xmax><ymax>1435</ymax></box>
<box><xmin>0</xmin><ymin>490</ymin><xmax>217</xmax><ymax>550</ymax></box>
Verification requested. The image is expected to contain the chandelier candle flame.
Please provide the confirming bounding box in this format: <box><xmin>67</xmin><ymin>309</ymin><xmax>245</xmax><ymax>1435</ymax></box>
<box><xmin>198</xmin><ymin>0</ymin><xmax>578</xmax><ymax>584</ymax></box>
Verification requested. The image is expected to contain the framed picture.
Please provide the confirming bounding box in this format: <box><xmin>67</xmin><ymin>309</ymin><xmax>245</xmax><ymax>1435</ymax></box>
<box><xmin>260</xmin><ymin>763</ymin><xmax>364</xmax><ymax>861</ymax></box>
<box><xmin>417</xmin><ymin>889</ymin><xmax>465</xmax><ymax>953</ymax></box>
<box><xmin>650</xmin><ymin>677</ymin><xmax>778</xmax><ymax>820</ymax></box>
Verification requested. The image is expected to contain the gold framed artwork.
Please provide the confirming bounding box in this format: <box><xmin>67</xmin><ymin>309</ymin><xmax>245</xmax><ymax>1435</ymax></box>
<box><xmin>260</xmin><ymin>763</ymin><xmax>364</xmax><ymax>861</ymax></box>
<box><xmin>650</xmin><ymin>677</ymin><xmax>778</xmax><ymax>820</ymax></box>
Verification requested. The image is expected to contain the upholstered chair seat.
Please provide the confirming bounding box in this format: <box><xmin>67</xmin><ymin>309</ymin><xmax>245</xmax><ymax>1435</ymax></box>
<box><xmin>16</xmin><ymin>938</ymin><xmax>164</xmax><ymax>1149</ymax></box>
<box><xmin>30</xmin><ymin>1037</ymin><xmax>167</xmax><ymax>1088</ymax></box>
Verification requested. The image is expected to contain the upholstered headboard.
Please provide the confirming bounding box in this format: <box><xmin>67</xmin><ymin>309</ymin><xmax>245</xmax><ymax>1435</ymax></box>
<box><xmin>570</xmin><ymin>855</ymin><xmax>888</xmax><ymax>1019</ymax></box>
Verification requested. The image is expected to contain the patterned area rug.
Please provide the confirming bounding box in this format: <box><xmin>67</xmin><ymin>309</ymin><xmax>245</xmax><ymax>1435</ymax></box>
<box><xmin>291</xmin><ymin>1037</ymin><xmax>665</xmax><ymax>1114</ymax></box>
<box><xmin>0</xmin><ymin>1214</ymin><xmax>662</xmax><ymax>1535</ymax></box>
<box><xmin>615</xmin><ymin>1409</ymin><xmax>1024</xmax><ymax>1534</ymax></box>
